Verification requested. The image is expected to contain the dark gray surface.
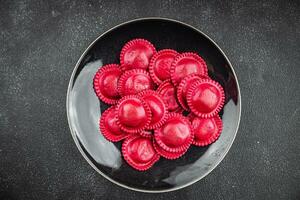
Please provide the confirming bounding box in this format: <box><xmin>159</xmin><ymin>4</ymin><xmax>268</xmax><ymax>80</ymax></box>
<box><xmin>0</xmin><ymin>0</ymin><xmax>299</xmax><ymax>199</ymax></box>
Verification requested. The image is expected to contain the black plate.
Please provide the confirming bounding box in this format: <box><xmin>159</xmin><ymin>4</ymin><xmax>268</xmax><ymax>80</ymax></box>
<box><xmin>66</xmin><ymin>18</ymin><xmax>241</xmax><ymax>193</ymax></box>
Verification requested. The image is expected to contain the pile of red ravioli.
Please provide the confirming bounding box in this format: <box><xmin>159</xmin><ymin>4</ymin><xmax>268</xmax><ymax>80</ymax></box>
<box><xmin>93</xmin><ymin>39</ymin><xmax>225</xmax><ymax>171</ymax></box>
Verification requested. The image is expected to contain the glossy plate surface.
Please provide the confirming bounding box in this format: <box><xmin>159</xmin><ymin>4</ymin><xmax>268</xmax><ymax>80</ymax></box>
<box><xmin>66</xmin><ymin>18</ymin><xmax>241</xmax><ymax>193</ymax></box>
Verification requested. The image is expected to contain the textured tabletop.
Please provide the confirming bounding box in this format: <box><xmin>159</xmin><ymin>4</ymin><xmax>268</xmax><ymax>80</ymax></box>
<box><xmin>0</xmin><ymin>0</ymin><xmax>299</xmax><ymax>199</ymax></box>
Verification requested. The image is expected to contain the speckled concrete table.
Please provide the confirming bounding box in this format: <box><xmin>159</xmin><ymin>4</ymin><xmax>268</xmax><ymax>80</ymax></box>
<box><xmin>0</xmin><ymin>0</ymin><xmax>299</xmax><ymax>199</ymax></box>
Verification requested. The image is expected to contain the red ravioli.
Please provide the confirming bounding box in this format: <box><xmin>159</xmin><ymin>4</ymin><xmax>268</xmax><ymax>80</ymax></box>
<box><xmin>118</xmin><ymin>69</ymin><xmax>154</xmax><ymax>96</ymax></box>
<box><xmin>189</xmin><ymin>114</ymin><xmax>223</xmax><ymax>146</ymax></box>
<box><xmin>99</xmin><ymin>107</ymin><xmax>130</xmax><ymax>142</ymax></box>
<box><xmin>149</xmin><ymin>49</ymin><xmax>179</xmax><ymax>85</ymax></box>
<box><xmin>177</xmin><ymin>74</ymin><xmax>208</xmax><ymax>111</ymax></box>
<box><xmin>154</xmin><ymin>113</ymin><xmax>194</xmax><ymax>153</ymax></box>
<box><xmin>115</xmin><ymin>95</ymin><xmax>152</xmax><ymax>133</ymax></box>
<box><xmin>122</xmin><ymin>135</ymin><xmax>160</xmax><ymax>171</ymax></box>
<box><xmin>138</xmin><ymin>90</ymin><xmax>168</xmax><ymax>129</ymax></box>
<box><xmin>120</xmin><ymin>39</ymin><xmax>156</xmax><ymax>71</ymax></box>
<box><xmin>153</xmin><ymin>139</ymin><xmax>187</xmax><ymax>160</ymax></box>
<box><xmin>187</xmin><ymin>79</ymin><xmax>225</xmax><ymax>118</ymax></box>
<box><xmin>92</xmin><ymin>38</ymin><xmax>228</xmax><ymax>171</ymax></box>
<box><xmin>156</xmin><ymin>80</ymin><xmax>182</xmax><ymax>112</ymax></box>
<box><xmin>93</xmin><ymin>64</ymin><xmax>122</xmax><ymax>104</ymax></box>
<box><xmin>170</xmin><ymin>52</ymin><xmax>208</xmax><ymax>86</ymax></box>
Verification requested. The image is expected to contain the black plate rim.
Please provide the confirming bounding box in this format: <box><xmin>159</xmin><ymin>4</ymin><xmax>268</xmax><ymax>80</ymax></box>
<box><xmin>66</xmin><ymin>17</ymin><xmax>241</xmax><ymax>193</ymax></box>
